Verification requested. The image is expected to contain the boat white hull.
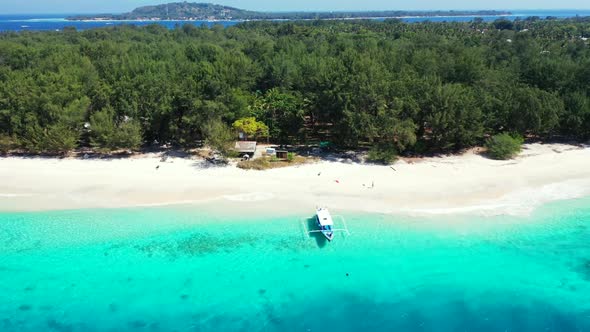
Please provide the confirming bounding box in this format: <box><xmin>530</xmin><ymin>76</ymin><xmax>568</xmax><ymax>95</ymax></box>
<box><xmin>316</xmin><ymin>215</ymin><xmax>334</xmax><ymax>241</ymax></box>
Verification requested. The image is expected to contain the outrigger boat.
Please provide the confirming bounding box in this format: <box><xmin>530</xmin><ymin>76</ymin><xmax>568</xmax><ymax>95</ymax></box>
<box><xmin>315</xmin><ymin>207</ymin><xmax>335</xmax><ymax>241</ymax></box>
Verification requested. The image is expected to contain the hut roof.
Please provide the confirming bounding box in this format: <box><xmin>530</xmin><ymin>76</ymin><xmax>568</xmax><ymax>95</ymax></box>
<box><xmin>234</xmin><ymin>141</ymin><xmax>257</xmax><ymax>153</ymax></box>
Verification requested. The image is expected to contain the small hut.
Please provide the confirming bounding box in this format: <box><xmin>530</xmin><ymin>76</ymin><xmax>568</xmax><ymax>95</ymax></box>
<box><xmin>234</xmin><ymin>141</ymin><xmax>257</xmax><ymax>158</ymax></box>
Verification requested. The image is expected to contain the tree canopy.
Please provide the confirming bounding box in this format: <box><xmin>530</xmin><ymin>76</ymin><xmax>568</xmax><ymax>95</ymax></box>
<box><xmin>232</xmin><ymin>117</ymin><xmax>269</xmax><ymax>140</ymax></box>
<box><xmin>1</xmin><ymin>18</ymin><xmax>590</xmax><ymax>155</ymax></box>
<box><xmin>486</xmin><ymin>133</ymin><xmax>524</xmax><ymax>160</ymax></box>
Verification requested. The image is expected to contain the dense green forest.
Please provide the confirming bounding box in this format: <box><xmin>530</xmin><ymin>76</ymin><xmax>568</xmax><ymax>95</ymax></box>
<box><xmin>1</xmin><ymin>18</ymin><xmax>590</xmax><ymax>155</ymax></box>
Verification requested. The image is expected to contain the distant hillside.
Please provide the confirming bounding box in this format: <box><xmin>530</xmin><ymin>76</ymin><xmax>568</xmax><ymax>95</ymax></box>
<box><xmin>125</xmin><ymin>3</ymin><xmax>255</xmax><ymax>20</ymax></box>
<box><xmin>68</xmin><ymin>2</ymin><xmax>512</xmax><ymax>21</ymax></box>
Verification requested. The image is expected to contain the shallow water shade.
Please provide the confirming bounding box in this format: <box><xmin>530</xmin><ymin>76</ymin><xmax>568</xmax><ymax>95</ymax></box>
<box><xmin>1</xmin><ymin>197</ymin><xmax>590</xmax><ymax>331</ymax></box>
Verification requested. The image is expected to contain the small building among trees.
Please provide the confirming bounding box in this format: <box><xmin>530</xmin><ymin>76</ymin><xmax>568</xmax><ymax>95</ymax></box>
<box><xmin>234</xmin><ymin>141</ymin><xmax>257</xmax><ymax>159</ymax></box>
<box><xmin>232</xmin><ymin>117</ymin><xmax>268</xmax><ymax>159</ymax></box>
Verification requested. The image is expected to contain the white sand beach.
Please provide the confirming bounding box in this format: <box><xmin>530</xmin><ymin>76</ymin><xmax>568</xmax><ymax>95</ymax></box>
<box><xmin>1</xmin><ymin>143</ymin><xmax>589</xmax><ymax>216</ymax></box>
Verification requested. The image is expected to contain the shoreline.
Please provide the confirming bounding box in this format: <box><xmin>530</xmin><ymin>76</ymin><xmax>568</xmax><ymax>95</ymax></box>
<box><xmin>1</xmin><ymin>143</ymin><xmax>589</xmax><ymax>217</ymax></box>
<box><xmin>66</xmin><ymin>14</ymin><xmax>515</xmax><ymax>23</ymax></box>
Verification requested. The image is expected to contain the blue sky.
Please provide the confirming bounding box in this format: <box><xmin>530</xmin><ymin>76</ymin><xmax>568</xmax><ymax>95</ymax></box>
<box><xmin>2</xmin><ymin>0</ymin><xmax>590</xmax><ymax>14</ymax></box>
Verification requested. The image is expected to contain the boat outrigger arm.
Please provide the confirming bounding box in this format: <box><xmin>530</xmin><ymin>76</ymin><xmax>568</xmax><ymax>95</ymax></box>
<box><xmin>310</xmin><ymin>208</ymin><xmax>350</xmax><ymax>241</ymax></box>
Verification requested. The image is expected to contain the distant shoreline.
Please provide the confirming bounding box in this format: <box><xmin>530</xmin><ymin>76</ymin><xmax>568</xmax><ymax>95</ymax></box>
<box><xmin>66</xmin><ymin>6</ymin><xmax>512</xmax><ymax>22</ymax></box>
<box><xmin>66</xmin><ymin>14</ymin><xmax>515</xmax><ymax>23</ymax></box>
<box><xmin>5</xmin><ymin>11</ymin><xmax>587</xmax><ymax>32</ymax></box>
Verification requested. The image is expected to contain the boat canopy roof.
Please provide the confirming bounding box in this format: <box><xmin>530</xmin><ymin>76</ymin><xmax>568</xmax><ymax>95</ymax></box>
<box><xmin>316</xmin><ymin>208</ymin><xmax>334</xmax><ymax>226</ymax></box>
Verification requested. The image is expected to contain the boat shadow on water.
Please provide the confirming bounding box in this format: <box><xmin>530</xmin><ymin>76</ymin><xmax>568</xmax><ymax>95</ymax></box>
<box><xmin>305</xmin><ymin>217</ymin><xmax>329</xmax><ymax>249</ymax></box>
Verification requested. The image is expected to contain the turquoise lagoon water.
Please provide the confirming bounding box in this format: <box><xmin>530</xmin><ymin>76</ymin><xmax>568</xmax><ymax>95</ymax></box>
<box><xmin>1</xmin><ymin>198</ymin><xmax>590</xmax><ymax>331</ymax></box>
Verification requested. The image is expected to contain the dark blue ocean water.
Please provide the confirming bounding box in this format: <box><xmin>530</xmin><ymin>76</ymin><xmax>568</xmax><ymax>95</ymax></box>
<box><xmin>1</xmin><ymin>10</ymin><xmax>590</xmax><ymax>32</ymax></box>
<box><xmin>0</xmin><ymin>15</ymin><xmax>237</xmax><ymax>32</ymax></box>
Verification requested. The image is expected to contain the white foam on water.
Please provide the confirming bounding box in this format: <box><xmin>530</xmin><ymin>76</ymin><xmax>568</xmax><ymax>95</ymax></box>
<box><xmin>10</xmin><ymin>18</ymin><xmax>67</xmax><ymax>22</ymax></box>
<box><xmin>396</xmin><ymin>179</ymin><xmax>590</xmax><ymax>217</ymax></box>
<box><xmin>498</xmin><ymin>179</ymin><xmax>590</xmax><ymax>214</ymax></box>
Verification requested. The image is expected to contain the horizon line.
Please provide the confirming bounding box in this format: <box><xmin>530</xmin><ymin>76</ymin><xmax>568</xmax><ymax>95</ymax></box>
<box><xmin>2</xmin><ymin>8</ymin><xmax>590</xmax><ymax>16</ymax></box>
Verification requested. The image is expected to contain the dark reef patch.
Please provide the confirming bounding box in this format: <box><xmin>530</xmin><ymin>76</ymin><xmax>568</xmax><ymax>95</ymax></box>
<box><xmin>135</xmin><ymin>232</ymin><xmax>260</xmax><ymax>257</ymax></box>
<box><xmin>46</xmin><ymin>319</ymin><xmax>73</xmax><ymax>332</ymax></box>
<box><xmin>1</xmin><ymin>319</ymin><xmax>12</xmax><ymax>328</ymax></box>
<box><xmin>18</xmin><ymin>304</ymin><xmax>32</xmax><ymax>311</ymax></box>
<box><xmin>272</xmin><ymin>238</ymin><xmax>308</xmax><ymax>251</ymax></box>
<box><xmin>578</xmin><ymin>258</ymin><xmax>590</xmax><ymax>280</ymax></box>
<box><xmin>129</xmin><ymin>320</ymin><xmax>147</xmax><ymax>328</ymax></box>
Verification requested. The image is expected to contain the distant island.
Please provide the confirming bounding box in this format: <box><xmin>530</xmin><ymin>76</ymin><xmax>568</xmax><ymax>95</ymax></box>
<box><xmin>67</xmin><ymin>2</ymin><xmax>512</xmax><ymax>21</ymax></box>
